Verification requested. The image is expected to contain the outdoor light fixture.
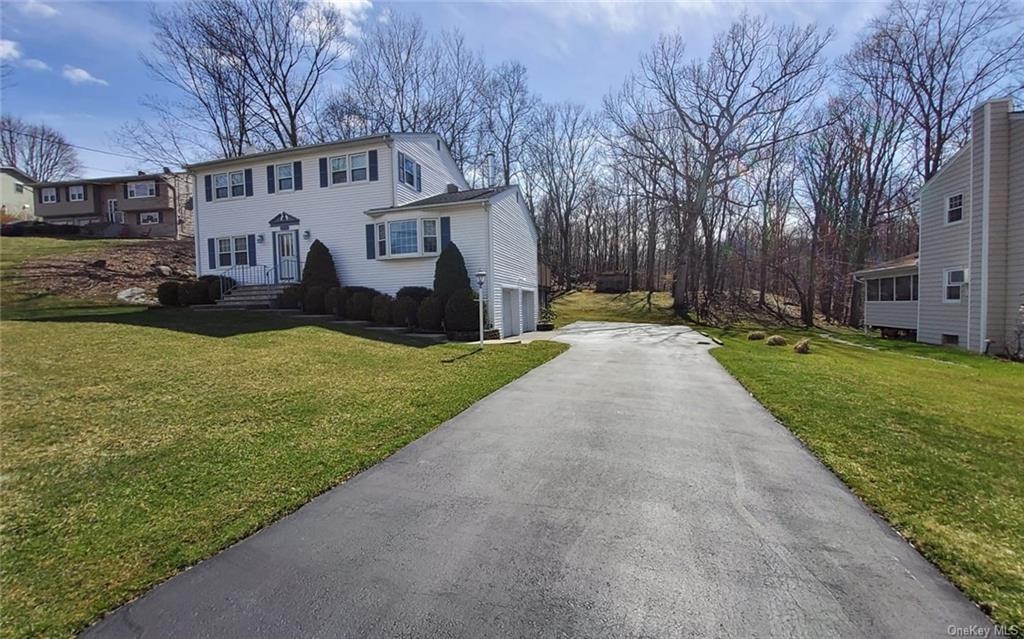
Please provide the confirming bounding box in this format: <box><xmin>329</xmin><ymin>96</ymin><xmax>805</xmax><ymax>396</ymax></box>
<box><xmin>303</xmin><ymin>229</ymin><xmax>311</xmax><ymax>240</ymax></box>
<box><xmin>256</xmin><ymin>234</ymin><xmax>265</xmax><ymax>244</ymax></box>
<box><xmin>475</xmin><ymin>270</ymin><xmax>487</xmax><ymax>346</ymax></box>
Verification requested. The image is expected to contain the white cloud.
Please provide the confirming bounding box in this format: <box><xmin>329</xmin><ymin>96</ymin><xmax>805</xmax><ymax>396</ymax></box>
<box><xmin>322</xmin><ymin>0</ymin><xmax>372</xmax><ymax>38</ymax></box>
<box><xmin>23</xmin><ymin>58</ymin><xmax>50</xmax><ymax>71</ymax></box>
<box><xmin>19</xmin><ymin>0</ymin><xmax>59</xmax><ymax>18</ymax></box>
<box><xmin>0</xmin><ymin>39</ymin><xmax>22</xmax><ymax>61</ymax></box>
<box><xmin>62</xmin><ymin>65</ymin><xmax>109</xmax><ymax>86</ymax></box>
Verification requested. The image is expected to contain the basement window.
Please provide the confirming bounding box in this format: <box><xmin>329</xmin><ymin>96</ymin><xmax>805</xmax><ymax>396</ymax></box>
<box><xmin>941</xmin><ymin>334</ymin><xmax>959</xmax><ymax>346</ymax></box>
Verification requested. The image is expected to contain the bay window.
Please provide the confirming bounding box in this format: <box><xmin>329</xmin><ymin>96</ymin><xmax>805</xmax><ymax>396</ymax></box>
<box><xmin>374</xmin><ymin>218</ymin><xmax>441</xmax><ymax>258</ymax></box>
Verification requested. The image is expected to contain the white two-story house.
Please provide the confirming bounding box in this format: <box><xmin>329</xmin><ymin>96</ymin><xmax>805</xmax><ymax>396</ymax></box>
<box><xmin>186</xmin><ymin>132</ymin><xmax>539</xmax><ymax>337</ymax></box>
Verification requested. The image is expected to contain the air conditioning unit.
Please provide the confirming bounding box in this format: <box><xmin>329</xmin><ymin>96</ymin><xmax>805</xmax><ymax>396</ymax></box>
<box><xmin>962</xmin><ymin>268</ymin><xmax>971</xmax><ymax>284</ymax></box>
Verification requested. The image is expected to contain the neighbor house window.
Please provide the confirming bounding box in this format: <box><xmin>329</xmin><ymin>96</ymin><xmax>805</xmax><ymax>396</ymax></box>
<box><xmin>944</xmin><ymin>268</ymin><xmax>964</xmax><ymax>302</ymax></box>
<box><xmin>895</xmin><ymin>275</ymin><xmax>913</xmax><ymax>301</ymax></box>
<box><xmin>276</xmin><ymin>163</ymin><xmax>293</xmax><ymax>191</ymax></box>
<box><xmin>14</xmin><ymin>183</ymin><xmax>23</xmax><ymax>193</ymax></box>
<box><xmin>69</xmin><ymin>185</ymin><xmax>85</xmax><ymax>201</ymax></box>
<box><xmin>139</xmin><ymin>212</ymin><xmax>161</xmax><ymax>225</ymax></box>
<box><xmin>330</xmin><ymin>155</ymin><xmax>348</xmax><ymax>184</ymax></box>
<box><xmin>867</xmin><ymin>279</ymin><xmax>880</xmax><ymax>301</ymax></box>
<box><xmin>328</xmin><ymin>152</ymin><xmax>368</xmax><ymax>184</ymax></box>
<box><xmin>422</xmin><ymin>218</ymin><xmax>438</xmax><ymax>254</ymax></box>
<box><xmin>375</xmin><ymin>223</ymin><xmax>387</xmax><ymax>257</ymax></box>
<box><xmin>389</xmin><ymin>219</ymin><xmax>419</xmax><ymax>255</ymax></box>
<box><xmin>213</xmin><ymin>171</ymin><xmax>244</xmax><ymax>199</ymax></box>
<box><xmin>216</xmin><ymin>236</ymin><xmax>249</xmax><ymax>267</ymax></box>
<box><xmin>349</xmin><ymin>153</ymin><xmax>368</xmax><ymax>182</ymax></box>
<box><xmin>912</xmin><ymin>274</ymin><xmax>919</xmax><ymax>300</ymax></box>
<box><xmin>128</xmin><ymin>181</ymin><xmax>155</xmax><ymax>199</ymax></box>
<box><xmin>880</xmin><ymin>277</ymin><xmax>894</xmax><ymax>301</ymax></box>
<box><xmin>946</xmin><ymin>194</ymin><xmax>963</xmax><ymax>224</ymax></box>
<box><xmin>397</xmin><ymin>151</ymin><xmax>420</xmax><ymax>190</ymax></box>
<box><xmin>42</xmin><ymin>187</ymin><xmax>57</xmax><ymax>203</ymax></box>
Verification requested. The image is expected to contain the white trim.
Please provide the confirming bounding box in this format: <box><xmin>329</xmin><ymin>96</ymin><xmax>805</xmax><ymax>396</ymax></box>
<box><xmin>68</xmin><ymin>185</ymin><xmax>85</xmax><ymax>202</ymax></box>
<box><xmin>979</xmin><ymin>103</ymin><xmax>991</xmax><ymax>352</ymax></box>
<box><xmin>275</xmin><ymin>163</ymin><xmax>294</xmax><ymax>192</ymax></box>
<box><xmin>127</xmin><ymin>180</ymin><xmax>156</xmax><ymax>199</ymax></box>
<box><xmin>215</xmin><ymin>235</ymin><xmax>250</xmax><ymax>268</ymax></box>
<box><xmin>41</xmin><ymin>187</ymin><xmax>57</xmax><ymax>203</ymax></box>
<box><xmin>327</xmin><ymin>151</ymin><xmax>369</xmax><ymax>186</ymax></box>
<box><xmin>373</xmin><ymin>216</ymin><xmax>440</xmax><ymax>260</ymax></box>
<box><xmin>944</xmin><ymin>267</ymin><xmax>965</xmax><ymax>304</ymax></box>
<box><xmin>967</xmin><ymin>133</ymin><xmax>974</xmax><ymax>349</ymax></box>
<box><xmin>213</xmin><ymin>170</ymin><xmax>245</xmax><ymax>200</ymax></box>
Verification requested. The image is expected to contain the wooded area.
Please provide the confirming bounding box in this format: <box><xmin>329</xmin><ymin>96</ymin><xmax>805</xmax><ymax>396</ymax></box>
<box><xmin>118</xmin><ymin>0</ymin><xmax>1022</xmax><ymax>325</ymax></box>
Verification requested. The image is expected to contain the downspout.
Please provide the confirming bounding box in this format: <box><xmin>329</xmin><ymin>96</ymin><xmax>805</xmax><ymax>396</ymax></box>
<box><xmin>485</xmin><ymin>201</ymin><xmax>495</xmax><ymax>334</ymax></box>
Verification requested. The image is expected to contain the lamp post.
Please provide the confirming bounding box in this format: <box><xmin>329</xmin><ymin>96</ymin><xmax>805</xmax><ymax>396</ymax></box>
<box><xmin>475</xmin><ymin>270</ymin><xmax>487</xmax><ymax>346</ymax></box>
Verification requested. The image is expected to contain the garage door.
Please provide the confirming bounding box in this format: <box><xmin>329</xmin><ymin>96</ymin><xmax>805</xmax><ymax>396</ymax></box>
<box><xmin>501</xmin><ymin>288</ymin><xmax>520</xmax><ymax>337</ymax></box>
<box><xmin>521</xmin><ymin>291</ymin><xmax>536</xmax><ymax>333</ymax></box>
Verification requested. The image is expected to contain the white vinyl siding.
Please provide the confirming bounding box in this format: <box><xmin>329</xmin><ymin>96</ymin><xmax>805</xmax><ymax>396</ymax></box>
<box><xmin>488</xmin><ymin>188</ymin><xmax>539</xmax><ymax>337</ymax></box>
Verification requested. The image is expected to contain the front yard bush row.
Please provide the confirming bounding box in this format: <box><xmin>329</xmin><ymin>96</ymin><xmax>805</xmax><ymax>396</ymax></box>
<box><xmin>157</xmin><ymin>276</ymin><xmax>234</xmax><ymax>307</ymax></box>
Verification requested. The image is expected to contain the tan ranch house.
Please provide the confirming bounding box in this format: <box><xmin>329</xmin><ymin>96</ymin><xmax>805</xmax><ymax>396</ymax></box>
<box><xmin>855</xmin><ymin>98</ymin><xmax>1023</xmax><ymax>356</ymax></box>
<box><xmin>32</xmin><ymin>171</ymin><xmax>193</xmax><ymax>238</ymax></box>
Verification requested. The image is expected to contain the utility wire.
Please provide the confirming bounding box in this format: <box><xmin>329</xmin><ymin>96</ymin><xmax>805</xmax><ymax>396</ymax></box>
<box><xmin>4</xmin><ymin>128</ymin><xmax>150</xmax><ymax>162</ymax></box>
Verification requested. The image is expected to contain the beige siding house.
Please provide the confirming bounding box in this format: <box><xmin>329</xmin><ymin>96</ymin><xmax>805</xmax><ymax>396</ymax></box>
<box><xmin>33</xmin><ymin>171</ymin><xmax>193</xmax><ymax>238</ymax></box>
<box><xmin>1</xmin><ymin>166</ymin><xmax>36</xmax><ymax>220</ymax></box>
<box><xmin>855</xmin><ymin>98</ymin><xmax>1023</xmax><ymax>356</ymax></box>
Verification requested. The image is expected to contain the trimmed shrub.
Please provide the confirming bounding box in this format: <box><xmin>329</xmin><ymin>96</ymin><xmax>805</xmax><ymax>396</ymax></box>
<box><xmin>433</xmin><ymin>242</ymin><xmax>470</xmax><ymax>305</ymax></box>
<box><xmin>325</xmin><ymin>287</ymin><xmax>343</xmax><ymax>317</ymax></box>
<box><xmin>156</xmin><ymin>281</ymin><xmax>180</xmax><ymax>307</ymax></box>
<box><xmin>176</xmin><ymin>282</ymin><xmax>195</xmax><ymax>307</ymax></box>
<box><xmin>278</xmin><ymin>285</ymin><xmax>302</xmax><ymax>309</ymax></box>
<box><xmin>765</xmin><ymin>334</ymin><xmax>787</xmax><ymax>346</ymax></box>
<box><xmin>301</xmin><ymin>240</ymin><xmax>340</xmax><ymax>291</ymax></box>
<box><xmin>303</xmin><ymin>285</ymin><xmax>327</xmax><ymax>314</ymax></box>
<box><xmin>396</xmin><ymin>286</ymin><xmax>433</xmax><ymax>303</ymax></box>
<box><xmin>444</xmin><ymin>287</ymin><xmax>478</xmax><ymax>332</ymax></box>
<box><xmin>747</xmin><ymin>330</ymin><xmax>766</xmax><ymax>340</ymax></box>
<box><xmin>393</xmin><ymin>295</ymin><xmax>420</xmax><ymax>328</ymax></box>
<box><xmin>371</xmin><ymin>294</ymin><xmax>395</xmax><ymax>325</ymax></box>
<box><xmin>417</xmin><ymin>295</ymin><xmax>444</xmax><ymax>331</ymax></box>
<box><xmin>200</xmin><ymin>275</ymin><xmax>234</xmax><ymax>302</ymax></box>
<box><xmin>794</xmin><ymin>338</ymin><xmax>812</xmax><ymax>354</ymax></box>
<box><xmin>346</xmin><ymin>291</ymin><xmax>374</xmax><ymax>321</ymax></box>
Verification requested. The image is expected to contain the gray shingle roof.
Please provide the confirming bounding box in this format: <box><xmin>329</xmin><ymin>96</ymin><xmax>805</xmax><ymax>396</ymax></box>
<box><xmin>367</xmin><ymin>186</ymin><xmax>514</xmax><ymax>214</ymax></box>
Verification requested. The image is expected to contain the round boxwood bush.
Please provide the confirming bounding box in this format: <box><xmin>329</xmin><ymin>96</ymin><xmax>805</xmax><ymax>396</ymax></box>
<box><xmin>444</xmin><ymin>287</ymin><xmax>478</xmax><ymax>332</ymax></box>
<box><xmin>396</xmin><ymin>286</ymin><xmax>433</xmax><ymax>303</ymax></box>
<box><xmin>157</xmin><ymin>281</ymin><xmax>180</xmax><ymax>307</ymax></box>
<box><xmin>371</xmin><ymin>294</ymin><xmax>395</xmax><ymax>325</ymax></box>
<box><xmin>325</xmin><ymin>287</ymin><xmax>343</xmax><ymax>317</ymax></box>
<box><xmin>393</xmin><ymin>295</ymin><xmax>420</xmax><ymax>328</ymax></box>
<box><xmin>346</xmin><ymin>291</ymin><xmax>374</xmax><ymax>321</ymax></box>
<box><xmin>303</xmin><ymin>285</ymin><xmax>327</xmax><ymax>314</ymax></box>
<box><xmin>278</xmin><ymin>285</ymin><xmax>302</xmax><ymax>309</ymax></box>
<box><xmin>417</xmin><ymin>295</ymin><xmax>443</xmax><ymax>332</ymax></box>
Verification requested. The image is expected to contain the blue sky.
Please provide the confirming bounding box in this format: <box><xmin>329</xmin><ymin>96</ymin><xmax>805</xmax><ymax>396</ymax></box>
<box><xmin>0</xmin><ymin>0</ymin><xmax>887</xmax><ymax>177</ymax></box>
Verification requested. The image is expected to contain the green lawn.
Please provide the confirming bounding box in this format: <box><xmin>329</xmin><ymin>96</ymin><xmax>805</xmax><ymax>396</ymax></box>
<box><xmin>552</xmin><ymin>290</ymin><xmax>1024</xmax><ymax>628</ymax></box>
<box><xmin>0</xmin><ymin>238</ymin><xmax>567</xmax><ymax>638</ymax></box>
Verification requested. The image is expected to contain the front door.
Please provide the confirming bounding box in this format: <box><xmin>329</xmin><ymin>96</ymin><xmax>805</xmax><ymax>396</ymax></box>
<box><xmin>275</xmin><ymin>231</ymin><xmax>299</xmax><ymax>282</ymax></box>
<box><xmin>107</xmin><ymin>199</ymin><xmax>124</xmax><ymax>224</ymax></box>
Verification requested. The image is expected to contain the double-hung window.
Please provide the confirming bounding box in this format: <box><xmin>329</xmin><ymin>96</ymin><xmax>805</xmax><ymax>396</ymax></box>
<box><xmin>42</xmin><ymin>187</ymin><xmax>57</xmax><ymax>203</ymax></box>
<box><xmin>217</xmin><ymin>236</ymin><xmax>249</xmax><ymax>267</ymax></box>
<box><xmin>128</xmin><ymin>181</ymin><xmax>155</xmax><ymax>198</ymax></box>
<box><xmin>69</xmin><ymin>185</ymin><xmax>85</xmax><ymax>201</ymax></box>
<box><xmin>397</xmin><ymin>151</ymin><xmax>420</xmax><ymax>190</ymax></box>
<box><xmin>944</xmin><ymin>268</ymin><xmax>964</xmax><ymax>302</ymax></box>
<box><xmin>946</xmin><ymin>194</ymin><xmax>963</xmax><ymax>224</ymax></box>
<box><xmin>349</xmin><ymin>153</ymin><xmax>368</xmax><ymax>182</ymax></box>
<box><xmin>276</xmin><ymin>163</ymin><xmax>293</xmax><ymax>191</ymax></box>
<box><xmin>376</xmin><ymin>223</ymin><xmax>387</xmax><ymax>256</ymax></box>
<box><xmin>422</xmin><ymin>218</ymin><xmax>438</xmax><ymax>253</ymax></box>
<box><xmin>330</xmin><ymin>155</ymin><xmax>348</xmax><ymax>184</ymax></box>
<box><xmin>213</xmin><ymin>171</ymin><xmax>244</xmax><ymax>199</ymax></box>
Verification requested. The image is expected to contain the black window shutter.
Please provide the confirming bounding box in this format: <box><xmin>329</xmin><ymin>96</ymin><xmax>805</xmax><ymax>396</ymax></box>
<box><xmin>440</xmin><ymin>217</ymin><xmax>451</xmax><ymax>249</ymax></box>
<box><xmin>293</xmin><ymin>161</ymin><xmax>303</xmax><ymax>190</ymax></box>
<box><xmin>247</xmin><ymin>234</ymin><xmax>257</xmax><ymax>265</ymax></box>
<box><xmin>37</xmin><ymin>187</ymin><xmax>43</xmax><ymax>204</ymax></box>
<box><xmin>415</xmin><ymin>164</ymin><xmax>422</xmax><ymax>191</ymax></box>
<box><xmin>158</xmin><ymin>212</ymin><xmax>163</xmax><ymax>224</ymax></box>
<box><xmin>154</xmin><ymin>182</ymin><xmax>160</xmax><ymax>196</ymax></box>
<box><xmin>56</xmin><ymin>187</ymin><xmax>61</xmax><ymax>203</ymax></box>
<box><xmin>319</xmin><ymin>158</ymin><xmax>328</xmax><ymax>187</ymax></box>
<box><xmin>123</xmin><ymin>184</ymin><xmax>128</xmax><ymax>199</ymax></box>
<box><xmin>397</xmin><ymin>151</ymin><xmax>405</xmax><ymax>183</ymax></box>
<box><xmin>368</xmin><ymin>150</ymin><xmax>378</xmax><ymax>181</ymax></box>
<box><xmin>244</xmin><ymin>169</ymin><xmax>253</xmax><ymax>197</ymax></box>
<box><xmin>365</xmin><ymin>224</ymin><xmax>375</xmax><ymax>259</ymax></box>
<box><xmin>204</xmin><ymin>175</ymin><xmax>212</xmax><ymax>202</ymax></box>
<box><xmin>208</xmin><ymin>238</ymin><xmax>216</xmax><ymax>269</ymax></box>
<box><xmin>65</xmin><ymin>186</ymin><xmax>71</xmax><ymax>201</ymax></box>
<box><xmin>266</xmin><ymin>165</ymin><xmax>276</xmax><ymax>194</ymax></box>
<box><xmin>83</xmin><ymin>185</ymin><xmax>88</xmax><ymax>201</ymax></box>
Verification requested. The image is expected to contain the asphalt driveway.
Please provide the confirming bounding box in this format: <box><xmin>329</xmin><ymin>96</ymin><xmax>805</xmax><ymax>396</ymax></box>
<box><xmin>84</xmin><ymin>321</ymin><xmax>992</xmax><ymax>638</ymax></box>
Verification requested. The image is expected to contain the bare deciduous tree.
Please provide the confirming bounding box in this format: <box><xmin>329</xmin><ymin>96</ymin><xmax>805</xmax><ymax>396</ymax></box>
<box><xmin>482</xmin><ymin>61</ymin><xmax>538</xmax><ymax>185</ymax></box>
<box><xmin>0</xmin><ymin>115</ymin><xmax>81</xmax><ymax>181</ymax></box>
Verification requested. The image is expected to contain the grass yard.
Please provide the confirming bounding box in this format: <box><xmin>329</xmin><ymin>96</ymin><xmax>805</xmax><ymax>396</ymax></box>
<box><xmin>0</xmin><ymin>238</ymin><xmax>566</xmax><ymax>638</ymax></box>
<box><xmin>552</xmin><ymin>290</ymin><xmax>1024</xmax><ymax>628</ymax></box>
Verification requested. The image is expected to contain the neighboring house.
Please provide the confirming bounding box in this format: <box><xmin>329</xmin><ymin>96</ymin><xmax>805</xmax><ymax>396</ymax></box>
<box><xmin>186</xmin><ymin>132</ymin><xmax>539</xmax><ymax>337</ymax></box>
<box><xmin>33</xmin><ymin>171</ymin><xmax>193</xmax><ymax>238</ymax></box>
<box><xmin>855</xmin><ymin>97</ymin><xmax>1023</xmax><ymax>356</ymax></box>
<box><xmin>0</xmin><ymin>166</ymin><xmax>36</xmax><ymax>220</ymax></box>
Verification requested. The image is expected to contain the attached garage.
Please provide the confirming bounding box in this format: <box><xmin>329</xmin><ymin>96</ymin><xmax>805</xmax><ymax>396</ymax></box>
<box><xmin>501</xmin><ymin>287</ymin><xmax>521</xmax><ymax>337</ymax></box>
